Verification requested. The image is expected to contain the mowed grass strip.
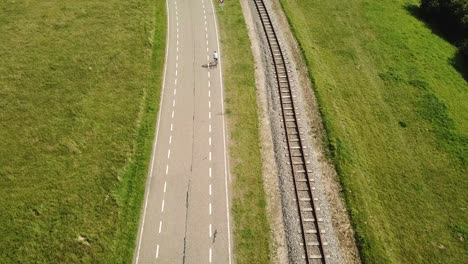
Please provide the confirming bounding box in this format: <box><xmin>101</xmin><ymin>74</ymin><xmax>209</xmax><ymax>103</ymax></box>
<box><xmin>278</xmin><ymin>0</ymin><xmax>468</xmax><ymax>263</ymax></box>
<box><xmin>216</xmin><ymin>1</ymin><xmax>271</xmax><ymax>263</ymax></box>
<box><xmin>0</xmin><ymin>0</ymin><xmax>166</xmax><ymax>263</ymax></box>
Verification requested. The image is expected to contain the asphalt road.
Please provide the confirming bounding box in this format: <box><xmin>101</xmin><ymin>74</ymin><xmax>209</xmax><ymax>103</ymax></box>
<box><xmin>133</xmin><ymin>0</ymin><xmax>232</xmax><ymax>263</ymax></box>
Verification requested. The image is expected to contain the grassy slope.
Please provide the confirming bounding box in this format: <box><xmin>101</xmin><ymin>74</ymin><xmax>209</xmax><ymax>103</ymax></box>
<box><xmin>0</xmin><ymin>0</ymin><xmax>165</xmax><ymax>263</ymax></box>
<box><xmin>216</xmin><ymin>1</ymin><xmax>271</xmax><ymax>263</ymax></box>
<box><xmin>278</xmin><ymin>0</ymin><xmax>468</xmax><ymax>263</ymax></box>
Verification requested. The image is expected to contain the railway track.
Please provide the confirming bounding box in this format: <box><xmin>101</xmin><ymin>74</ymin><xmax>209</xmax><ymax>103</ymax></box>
<box><xmin>251</xmin><ymin>0</ymin><xmax>329</xmax><ymax>263</ymax></box>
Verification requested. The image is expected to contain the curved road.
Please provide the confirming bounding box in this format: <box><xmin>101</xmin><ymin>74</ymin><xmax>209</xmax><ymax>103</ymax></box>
<box><xmin>133</xmin><ymin>0</ymin><xmax>232</xmax><ymax>263</ymax></box>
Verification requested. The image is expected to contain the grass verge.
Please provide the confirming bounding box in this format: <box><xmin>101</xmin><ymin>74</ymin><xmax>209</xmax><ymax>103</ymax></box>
<box><xmin>216</xmin><ymin>1</ymin><xmax>271</xmax><ymax>263</ymax></box>
<box><xmin>277</xmin><ymin>0</ymin><xmax>468</xmax><ymax>263</ymax></box>
<box><xmin>0</xmin><ymin>0</ymin><xmax>166</xmax><ymax>262</ymax></box>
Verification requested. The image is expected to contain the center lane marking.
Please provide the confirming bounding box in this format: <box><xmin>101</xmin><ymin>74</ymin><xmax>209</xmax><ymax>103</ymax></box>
<box><xmin>209</xmin><ymin>247</ymin><xmax>212</xmax><ymax>263</ymax></box>
<box><xmin>203</xmin><ymin>4</ymin><xmax>215</xmax><ymax>263</ymax></box>
<box><xmin>138</xmin><ymin>0</ymin><xmax>232</xmax><ymax>261</ymax></box>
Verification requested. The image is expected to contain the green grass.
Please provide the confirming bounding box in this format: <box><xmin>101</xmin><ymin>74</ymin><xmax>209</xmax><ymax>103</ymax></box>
<box><xmin>0</xmin><ymin>0</ymin><xmax>166</xmax><ymax>263</ymax></box>
<box><xmin>216</xmin><ymin>1</ymin><xmax>271</xmax><ymax>263</ymax></box>
<box><xmin>277</xmin><ymin>0</ymin><xmax>468</xmax><ymax>263</ymax></box>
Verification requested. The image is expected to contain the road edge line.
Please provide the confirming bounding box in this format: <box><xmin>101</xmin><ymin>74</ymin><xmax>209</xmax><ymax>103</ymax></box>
<box><xmin>209</xmin><ymin>1</ymin><xmax>233</xmax><ymax>264</ymax></box>
<box><xmin>134</xmin><ymin>0</ymin><xmax>170</xmax><ymax>262</ymax></box>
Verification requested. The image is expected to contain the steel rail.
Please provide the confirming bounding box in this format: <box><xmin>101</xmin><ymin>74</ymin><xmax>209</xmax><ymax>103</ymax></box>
<box><xmin>251</xmin><ymin>0</ymin><xmax>327</xmax><ymax>263</ymax></box>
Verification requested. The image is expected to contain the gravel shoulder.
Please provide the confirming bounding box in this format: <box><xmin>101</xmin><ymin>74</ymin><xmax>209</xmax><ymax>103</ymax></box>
<box><xmin>240</xmin><ymin>0</ymin><xmax>361</xmax><ymax>262</ymax></box>
<box><xmin>239</xmin><ymin>0</ymin><xmax>289</xmax><ymax>262</ymax></box>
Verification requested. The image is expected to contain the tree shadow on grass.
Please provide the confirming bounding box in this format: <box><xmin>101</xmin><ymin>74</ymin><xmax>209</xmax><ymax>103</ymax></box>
<box><xmin>449</xmin><ymin>52</ymin><xmax>468</xmax><ymax>81</ymax></box>
<box><xmin>404</xmin><ymin>4</ymin><xmax>468</xmax><ymax>81</ymax></box>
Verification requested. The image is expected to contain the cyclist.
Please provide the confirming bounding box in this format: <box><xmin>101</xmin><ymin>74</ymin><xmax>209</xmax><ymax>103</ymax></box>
<box><xmin>213</xmin><ymin>51</ymin><xmax>219</xmax><ymax>64</ymax></box>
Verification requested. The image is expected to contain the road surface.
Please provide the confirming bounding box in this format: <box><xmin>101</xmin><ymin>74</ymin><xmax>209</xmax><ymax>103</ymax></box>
<box><xmin>134</xmin><ymin>0</ymin><xmax>232</xmax><ymax>263</ymax></box>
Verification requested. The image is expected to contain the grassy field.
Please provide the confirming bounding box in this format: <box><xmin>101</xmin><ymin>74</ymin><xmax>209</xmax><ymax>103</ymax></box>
<box><xmin>216</xmin><ymin>1</ymin><xmax>272</xmax><ymax>263</ymax></box>
<box><xmin>0</xmin><ymin>0</ymin><xmax>166</xmax><ymax>263</ymax></box>
<box><xmin>278</xmin><ymin>0</ymin><xmax>468</xmax><ymax>263</ymax></box>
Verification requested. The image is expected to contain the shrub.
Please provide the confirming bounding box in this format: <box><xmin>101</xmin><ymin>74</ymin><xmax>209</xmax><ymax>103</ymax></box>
<box><xmin>420</xmin><ymin>0</ymin><xmax>468</xmax><ymax>41</ymax></box>
<box><xmin>420</xmin><ymin>0</ymin><xmax>468</xmax><ymax>65</ymax></box>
